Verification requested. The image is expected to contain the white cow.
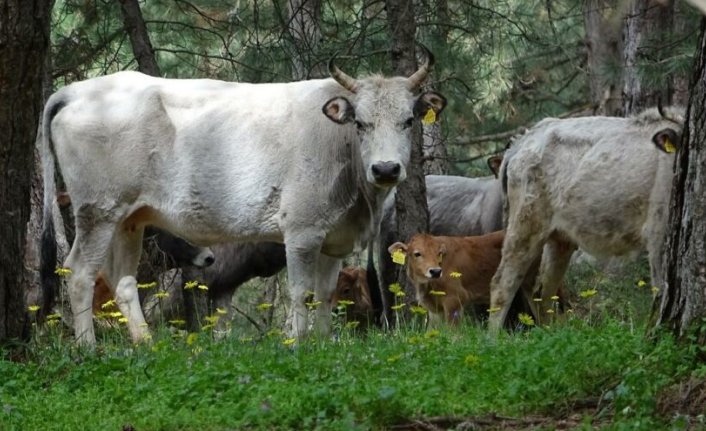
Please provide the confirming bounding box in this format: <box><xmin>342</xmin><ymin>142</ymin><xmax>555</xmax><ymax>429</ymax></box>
<box><xmin>488</xmin><ymin>107</ymin><xmax>684</xmax><ymax>331</ymax></box>
<box><xmin>41</xmin><ymin>55</ymin><xmax>446</xmax><ymax>345</ymax></box>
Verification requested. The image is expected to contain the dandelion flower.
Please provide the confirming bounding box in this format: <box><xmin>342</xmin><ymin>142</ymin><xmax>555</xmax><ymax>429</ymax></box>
<box><xmin>169</xmin><ymin>319</ymin><xmax>186</xmax><ymax>326</ymax></box>
<box><xmin>139</xmin><ymin>322</ymin><xmax>148</xmax><ymax>328</ymax></box>
<box><xmin>153</xmin><ymin>291</ymin><xmax>169</xmax><ymax>299</ymax></box>
<box><xmin>487</xmin><ymin>307</ymin><xmax>501</xmax><ymax>313</ymax></box>
<box><xmin>204</xmin><ymin>315</ymin><xmax>220</xmax><ymax>324</ymax></box>
<box><xmin>101</xmin><ymin>299</ymin><xmax>116</xmax><ymax>309</ymax></box>
<box><xmin>429</xmin><ymin>290</ymin><xmax>446</xmax><ymax>296</ymax></box>
<box><xmin>186</xmin><ymin>333</ymin><xmax>198</xmax><ymax>345</ymax></box>
<box><xmin>345</xmin><ymin>321</ymin><xmax>360</xmax><ymax>329</ymax></box>
<box><xmin>267</xmin><ymin>329</ymin><xmax>283</xmax><ymax>337</ymax></box>
<box><xmin>54</xmin><ymin>267</ymin><xmax>72</xmax><ymax>277</ymax></box>
<box><xmin>27</xmin><ymin>305</ymin><xmax>40</xmax><ymax>312</ymax></box>
<box><xmin>109</xmin><ymin>311</ymin><xmax>123</xmax><ymax>318</ymax></box>
<box><xmin>197</xmin><ymin>284</ymin><xmax>208</xmax><ymax>291</ymax></box>
<box><xmin>449</xmin><ymin>271</ymin><xmax>462</xmax><ymax>278</ymax></box>
<box><xmin>337</xmin><ymin>300</ymin><xmax>355</xmax><ymax>307</ymax></box>
<box><xmin>518</xmin><ymin>313</ymin><xmax>535</xmax><ymax>326</ymax></box>
<box><xmin>550</xmin><ymin>295</ymin><xmax>560</xmax><ymax>301</ymax></box>
<box><xmin>282</xmin><ymin>338</ymin><xmax>296</xmax><ymax>346</ymax></box>
<box><xmin>257</xmin><ymin>302</ymin><xmax>273</xmax><ymax>311</ymax></box>
<box><xmin>545</xmin><ymin>309</ymin><xmax>555</xmax><ymax>314</ymax></box>
<box><xmin>202</xmin><ymin>324</ymin><xmax>215</xmax><ymax>331</ymax></box>
<box><xmin>651</xmin><ymin>286</ymin><xmax>659</xmax><ymax>295</ymax></box>
<box><xmin>118</xmin><ymin>317</ymin><xmax>128</xmax><ymax>323</ymax></box>
<box><xmin>464</xmin><ymin>354</ymin><xmax>480</xmax><ymax>366</ymax></box>
<box><xmin>47</xmin><ymin>313</ymin><xmax>61</xmax><ymax>321</ymax></box>
<box><xmin>637</xmin><ymin>280</ymin><xmax>647</xmax><ymax>288</ymax></box>
<box><xmin>532</xmin><ymin>298</ymin><xmax>542</xmax><ymax>302</ymax></box>
<box><xmin>410</xmin><ymin>305</ymin><xmax>428</xmax><ymax>315</ymax></box>
<box><xmin>137</xmin><ymin>281</ymin><xmax>157</xmax><ymax>289</ymax></box>
<box><xmin>388</xmin><ymin>283</ymin><xmax>402</xmax><ymax>294</ymax></box>
<box><xmin>216</xmin><ymin>307</ymin><xmax>227</xmax><ymax>315</ymax></box>
<box><xmin>391</xmin><ymin>303</ymin><xmax>406</xmax><ymax>311</ymax></box>
<box><xmin>425</xmin><ymin>329</ymin><xmax>441</xmax><ymax>338</ymax></box>
<box><xmin>395</xmin><ymin>290</ymin><xmax>406</xmax><ymax>297</ymax></box>
<box><xmin>387</xmin><ymin>354</ymin><xmax>402</xmax><ymax>363</ymax></box>
<box><xmin>184</xmin><ymin>281</ymin><xmax>198</xmax><ymax>290</ymax></box>
<box><xmin>579</xmin><ymin>289</ymin><xmax>598</xmax><ymax>299</ymax></box>
<box><xmin>306</xmin><ymin>300</ymin><xmax>322</xmax><ymax>309</ymax></box>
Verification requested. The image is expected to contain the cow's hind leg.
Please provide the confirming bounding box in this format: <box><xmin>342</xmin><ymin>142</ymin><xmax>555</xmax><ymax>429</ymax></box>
<box><xmin>63</xmin><ymin>214</ymin><xmax>117</xmax><ymax>345</ymax></box>
<box><xmin>284</xmin><ymin>232</ymin><xmax>325</xmax><ymax>339</ymax></box>
<box><xmin>532</xmin><ymin>235</ymin><xmax>576</xmax><ymax>324</ymax></box>
<box><xmin>313</xmin><ymin>254</ymin><xmax>342</xmax><ymax>336</ymax></box>
<box><xmin>104</xmin><ymin>227</ymin><xmax>150</xmax><ymax>343</ymax></box>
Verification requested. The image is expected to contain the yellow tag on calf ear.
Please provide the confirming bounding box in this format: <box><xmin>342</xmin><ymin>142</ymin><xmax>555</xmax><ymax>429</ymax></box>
<box><xmin>422</xmin><ymin>108</ymin><xmax>436</xmax><ymax>125</ymax></box>
<box><xmin>663</xmin><ymin>137</ymin><xmax>676</xmax><ymax>154</ymax></box>
<box><xmin>391</xmin><ymin>249</ymin><xmax>406</xmax><ymax>265</ymax></box>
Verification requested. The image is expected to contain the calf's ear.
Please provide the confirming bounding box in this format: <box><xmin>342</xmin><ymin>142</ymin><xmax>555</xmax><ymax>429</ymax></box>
<box><xmin>487</xmin><ymin>155</ymin><xmax>503</xmax><ymax>178</ymax></box>
<box><xmin>652</xmin><ymin>128</ymin><xmax>680</xmax><ymax>154</ymax></box>
<box><xmin>388</xmin><ymin>242</ymin><xmax>408</xmax><ymax>254</ymax></box>
<box><xmin>414</xmin><ymin>91</ymin><xmax>447</xmax><ymax>119</ymax></box>
<box><xmin>323</xmin><ymin>96</ymin><xmax>355</xmax><ymax>124</ymax></box>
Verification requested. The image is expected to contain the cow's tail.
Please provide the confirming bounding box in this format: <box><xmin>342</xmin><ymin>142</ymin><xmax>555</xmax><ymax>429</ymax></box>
<box><xmin>366</xmin><ymin>241</ymin><xmax>383</xmax><ymax>327</ymax></box>
<box><xmin>39</xmin><ymin>97</ymin><xmax>65</xmax><ymax>318</ymax></box>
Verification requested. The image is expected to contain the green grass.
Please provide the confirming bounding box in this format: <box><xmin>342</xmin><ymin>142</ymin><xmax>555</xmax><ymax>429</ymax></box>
<box><xmin>1</xmin><ymin>258</ymin><xmax>701</xmax><ymax>430</ymax></box>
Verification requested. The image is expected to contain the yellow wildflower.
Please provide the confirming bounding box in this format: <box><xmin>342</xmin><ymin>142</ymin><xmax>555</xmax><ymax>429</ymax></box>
<box><xmin>305</xmin><ymin>290</ymin><xmax>315</xmax><ymax>297</ymax></box>
<box><xmin>429</xmin><ymin>290</ymin><xmax>446</xmax><ymax>296</ymax></box>
<box><xmin>545</xmin><ymin>309</ymin><xmax>555</xmax><ymax>314</ymax></box>
<box><xmin>306</xmin><ymin>300</ymin><xmax>322</xmax><ymax>309</ymax></box>
<box><xmin>532</xmin><ymin>298</ymin><xmax>542</xmax><ymax>302</ymax></box>
<box><xmin>651</xmin><ymin>286</ymin><xmax>659</xmax><ymax>295</ymax></box>
<box><xmin>256</xmin><ymin>302</ymin><xmax>273</xmax><ymax>311</ymax></box>
<box><xmin>388</xmin><ymin>283</ymin><xmax>402</xmax><ymax>294</ymax></box>
<box><xmin>54</xmin><ymin>267</ymin><xmax>72</xmax><ymax>277</ymax></box>
<box><xmin>197</xmin><ymin>284</ymin><xmax>208</xmax><ymax>291</ymax></box>
<box><xmin>487</xmin><ymin>307</ymin><xmax>501</xmax><ymax>313</ymax></box>
<box><xmin>202</xmin><ymin>324</ymin><xmax>215</xmax><ymax>331</ymax></box>
<box><xmin>139</xmin><ymin>323</ymin><xmax>148</xmax><ymax>328</ymax></box>
<box><xmin>637</xmin><ymin>280</ymin><xmax>647</xmax><ymax>288</ymax></box>
<box><xmin>47</xmin><ymin>320</ymin><xmax>58</xmax><ymax>327</ymax></box>
<box><xmin>137</xmin><ymin>281</ymin><xmax>157</xmax><ymax>289</ymax></box>
<box><xmin>153</xmin><ymin>291</ymin><xmax>169</xmax><ymax>299</ymax></box>
<box><xmin>46</xmin><ymin>313</ymin><xmax>61</xmax><ymax>321</ymax></box>
<box><xmin>282</xmin><ymin>338</ymin><xmax>296</xmax><ymax>346</ymax></box>
<box><xmin>184</xmin><ymin>281</ymin><xmax>198</xmax><ymax>290</ymax></box>
<box><xmin>550</xmin><ymin>295</ymin><xmax>560</xmax><ymax>301</ymax></box>
<box><xmin>101</xmin><ymin>299</ymin><xmax>116</xmax><ymax>309</ymax></box>
<box><xmin>118</xmin><ymin>317</ymin><xmax>128</xmax><ymax>323</ymax></box>
<box><xmin>391</xmin><ymin>303</ymin><xmax>406</xmax><ymax>311</ymax></box>
<box><xmin>109</xmin><ymin>311</ymin><xmax>123</xmax><ymax>318</ymax></box>
<box><xmin>204</xmin><ymin>315</ymin><xmax>220</xmax><ymax>324</ymax></box>
<box><xmin>395</xmin><ymin>290</ymin><xmax>406</xmax><ymax>297</ymax></box>
<box><xmin>186</xmin><ymin>333</ymin><xmax>198</xmax><ymax>345</ymax></box>
<box><xmin>267</xmin><ymin>328</ymin><xmax>283</xmax><ymax>337</ymax></box>
<box><xmin>216</xmin><ymin>307</ymin><xmax>227</xmax><ymax>315</ymax></box>
<box><xmin>579</xmin><ymin>289</ymin><xmax>598</xmax><ymax>299</ymax></box>
<box><xmin>169</xmin><ymin>319</ymin><xmax>186</xmax><ymax>326</ymax></box>
<box><xmin>464</xmin><ymin>354</ymin><xmax>480</xmax><ymax>367</ymax></box>
<box><xmin>518</xmin><ymin>313</ymin><xmax>535</xmax><ymax>326</ymax></box>
<box><xmin>410</xmin><ymin>305</ymin><xmax>428</xmax><ymax>315</ymax></box>
<box><xmin>337</xmin><ymin>300</ymin><xmax>355</xmax><ymax>307</ymax></box>
<box><xmin>27</xmin><ymin>305</ymin><xmax>40</xmax><ymax>312</ymax></box>
<box><xmin>425</xmin><ymin>329</ymin><xmax>441</xmax><ymax>339</ymax></box>
<box><xmin>449</xmin><ymin>271</ymin><xmax>462</xmax><ymax>278</ymax></box>
<box><xmin>240</xmin><ymin>336</ymin><xmax>253</xmax><ymax>343</ymax></box>
<box><xmin>387</xmin><ymin>354</ymin><xmax>402</xmax><ymax>363</ymax></box>
<box><xmin>345</xmin><ymin>321</ymin><xmax>360</xmax><ymax>329</ymax></box>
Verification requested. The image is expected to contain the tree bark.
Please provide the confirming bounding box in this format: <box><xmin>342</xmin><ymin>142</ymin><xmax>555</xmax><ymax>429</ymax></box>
<box><xmin>0</xmin><ymin>0</ymin><xmax>52</xmax><ymax>342</ymax></box>
<box><xmin>583</xmin><ymin>0</ymin><xmax>622</xmax><ymax>115</ymax></box>
<box><xmin>118</xmin><ymin>0</ymin><xmax>161</xmax><ymax>77</ymax></box>
<box><xmin>656</xmin><ymin>18</ymin><xmax>706</xmax><ymax>342</ymax></box>
<box><xmin>385</xmin><ymin>0</ymin><xmax>429</xmax><ymax>312</ymax></box>
<box><xmin>622</xmin><ymin>0</ymin><xmax>674</xmax><ymax>115</ymax></box>
<box><xmin>286</xmin><ymin>0</ymin><xmax>325</xmax><ymax>79</ymax></box>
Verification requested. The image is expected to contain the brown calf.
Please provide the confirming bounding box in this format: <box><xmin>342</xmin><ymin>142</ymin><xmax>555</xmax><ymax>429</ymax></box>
<box><xmin>388</xmin><ymin>230</ymin><xmax>540</xmax><ymax>324</ymax></box>
<box><xmin>332</xmin><ymin>267</ymin><xmax>374</xmax><ymax>330</ymax></box>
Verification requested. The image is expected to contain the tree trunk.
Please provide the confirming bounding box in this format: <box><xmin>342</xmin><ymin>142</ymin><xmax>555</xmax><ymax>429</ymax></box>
<box><xmin>583</xmin><ymin>0</ymin><xmax>622</xmax><ymax>115</ymax></box>
<box><xmin>0</xmin><ymin>0</ymin><xmax>52</xmax><ymax>342</ymax></box>
<box><xmin>656</xmin><ymin>18</ymin><xmax>706</xmax><ymax>342</ymax></box>
<box><xmin>672</xmin><ymin>0</ymin><xmax>691</xmax><ymax>107</ymax></box>
<box><xmin>286</xmin><ymin>0</ymin><xmax>325</xmax><ymax>80</ymax></box>
<box><xmin>118</xmin><ymin>0</ymin><xmax>161</xmax><ymax>77</ymax></box>
<box><xmin>385</xmin><ymin>0</ymin><xmax>429</xmax><ymax>314</ymax></box>
<box><xmin>622</xmin><ymin>0</ymin><xmax>674</xmax><ymax>115</ymax></box>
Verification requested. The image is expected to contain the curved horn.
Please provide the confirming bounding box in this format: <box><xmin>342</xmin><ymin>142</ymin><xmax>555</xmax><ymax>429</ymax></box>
<box><xmin>407</xmin><ymin>43</ymin><xmax>435</xmax><ymax>90</ymax></box>
<box><xmin>328</xmin><ymin>56</ymin><xmax>358</xmax><ymax>93</ymax></box>
<box><xmin>657</xmin><ymin>97</ymin><xmax>666</xmax><ymax>119</ymax></box>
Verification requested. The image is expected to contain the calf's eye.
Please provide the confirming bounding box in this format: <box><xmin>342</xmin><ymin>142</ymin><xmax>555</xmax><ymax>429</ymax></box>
<box><xmin>413</xmin><ymin>251</ymin><xmax>422</xmax><ymax>257</ymax></box>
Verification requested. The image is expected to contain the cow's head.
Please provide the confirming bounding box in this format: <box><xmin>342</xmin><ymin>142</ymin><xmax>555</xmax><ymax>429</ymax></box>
<box><xmin>146</xmin><ymin>227</ymin><xmax>215</xmax><ymax>268</ymax></box>
<box><xmin>388</xmin><ymin>234</ymin><xmax>446</xmax><ymax>284</ymax></box>
<box><xmin>332</xmin><ymin>267</ymin><xmax>373</xmax><ymax>327</ymax></box>
<box><xmin>323</xmin><ymin>49</ymin><xmax>447</xmax><ymax>188</ymax></box>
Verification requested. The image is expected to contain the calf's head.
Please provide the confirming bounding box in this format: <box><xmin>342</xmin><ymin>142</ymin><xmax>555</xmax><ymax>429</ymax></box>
<box><xmin>322</xmin><ymin>49</ymin><xmax>447</xmax><ymax>188</ymax></box>
<box><xmin>388</xmin><ymin>234</ymin><xmax>447</xmax><ymax>284</ymax></box>
<box><xmin>332</xmin><ymin>267</ymin><xmax>373</xmax><ymax>325</ymax></box>
<box><xmin>146</xmin><ymin>227</ymin><xmax>215</xmax><ymax>268</ymax></box>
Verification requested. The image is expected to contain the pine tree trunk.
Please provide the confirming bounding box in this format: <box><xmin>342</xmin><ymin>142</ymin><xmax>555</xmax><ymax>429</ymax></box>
<box><xmin>583</xmin><ymin>0</ymin><xmax>622</xmax><ymax>115</ymax></box>
<box><xmin>118</xmin><ymin>0</ymin><xmax>161</xmax><ymax>77</ymax></box>
<box><xmin>286</xmin><ymin>0</ymin><xmax>325</xmax><ymax>79</ymax></box>
<box><xmin>0</xmin><ymin>0</ymin><xmax>52</xmax><ymax>342</ymax></box>
<box><xmin>622</xmin><ymin>0</ymin><xmax>674</xmax><ymax>115</ymax></box>
<box><xmin>385</xmin><ymin>0</ymin><xmax>429</xmax><ymax>314</ymax></box>
<box><xmin>656</xmin><ymin>19</ymin><xmax>706</xmax><ymax>342</ymax></box>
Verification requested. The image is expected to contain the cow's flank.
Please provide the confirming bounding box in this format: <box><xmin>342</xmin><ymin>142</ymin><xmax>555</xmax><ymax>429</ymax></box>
<box><xmin>489</xmin><ymin>107</ymin><xmax>684</xmax><ymax>331</ymax></box>
<box><xmin>40</xmin><ymin>49</ymin><xmax>446</xmax><ymax>344</ymax></box>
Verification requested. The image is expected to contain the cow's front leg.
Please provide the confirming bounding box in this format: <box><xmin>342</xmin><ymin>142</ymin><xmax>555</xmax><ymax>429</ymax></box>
<box><xmin>313</xmin><ymin>254</ymin><xmax>342</xmax><ymax>336</ymax></box>
<box><xmin>285</xmin><ymin>234</ymin><xmax>324</xmax><ymax>339</ymax></box>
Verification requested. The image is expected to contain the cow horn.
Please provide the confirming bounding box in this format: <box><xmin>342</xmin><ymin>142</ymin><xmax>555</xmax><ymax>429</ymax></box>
<box><xmin>407</xmin><ymin>44</ymin><xmax>435</xmax><ymax>90</ymax></box>
<box><xmin>657</xmin><ymin>97</ymin><xmax>666</xmax><ymax>119</ymax></box>
<box><xmin>328</xmin><ymin>56</ymin><xmax>358</xmax><ymax>93</ymax></box>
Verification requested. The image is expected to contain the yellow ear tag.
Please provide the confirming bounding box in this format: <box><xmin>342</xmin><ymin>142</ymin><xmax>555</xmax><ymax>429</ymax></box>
<box><xmin>391</xmin><ymin>249</ymin><xmax>406</xmax><ymax>265</ymax></box>
<box><xmin>422</xmin><ymin>108</ymin><xmax>436</xmax><ymax>125</ymax></box>
<box><xmin>663</xmin><ymin>137</ymin><xmax>676</xmax><ymax>154</ymax></box>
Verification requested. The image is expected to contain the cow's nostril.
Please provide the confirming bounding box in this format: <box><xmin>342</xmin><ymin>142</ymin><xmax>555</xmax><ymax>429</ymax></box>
<box><xmin>204</xmin><ymin>255</ymin><xmax>215</xmax><ymax>267</ymax></box>
<box><xmin>371</xmin><ymin>162</ymin><xmax>401</xmax><ymax>183</ymax></box>
<box><xmin>429</xmin><ymin>268</ymin><xmax>442</xmax><ymax>279</ymax></box>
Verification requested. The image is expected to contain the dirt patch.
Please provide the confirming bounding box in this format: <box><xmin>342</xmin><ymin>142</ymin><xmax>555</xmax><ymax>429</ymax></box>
<box><xmin>656</xmin><ymin>377</ymin><xmax>706</xmax><ymax>424</ymax></box>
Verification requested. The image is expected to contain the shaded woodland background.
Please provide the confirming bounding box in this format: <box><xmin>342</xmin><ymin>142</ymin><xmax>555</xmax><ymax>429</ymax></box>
<box><xmin>1</xmin><ymin>0</ymin><xmax>705</xmax><ymax>346</ymax></box>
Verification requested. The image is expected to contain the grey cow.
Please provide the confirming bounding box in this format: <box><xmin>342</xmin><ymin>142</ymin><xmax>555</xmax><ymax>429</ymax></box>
<box><xmin>488</xmin><ymin>107</ymin><xmax>684</xmax><ymax>331</ymax></box>
<box><xmin>40</xmin><ymin>52</ymin><xmax>446</xmax><ymax>345</ymax></box>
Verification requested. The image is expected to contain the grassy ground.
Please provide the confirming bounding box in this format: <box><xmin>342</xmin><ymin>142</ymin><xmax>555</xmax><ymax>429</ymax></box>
<box><xmin>2</xmin><ymin>258</ymin><xmax>705</xmax><ymax>430</ymax></box>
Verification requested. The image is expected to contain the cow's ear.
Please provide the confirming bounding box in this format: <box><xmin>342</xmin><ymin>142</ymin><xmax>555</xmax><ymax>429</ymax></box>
<box><xmin>652</xmin><ymin>128</ymin><xmax>680</xmax><ymax>154</ymax></box>
<box><xmin>414</xmin><ymin>91</ymin><xmax>447</xmax><ymax>120</ymax></box>
<box><xmin>323</xmin><ymin>97</ymin><xmax>355</xmax><ymax>124</ymax></box>
<box><xmin>487</xmin><ymin>155</ymin><xmax>503</xmax><ymax>178</ymax></box>
<box><xmin>388</xmin><ymin>242</ymin><xmax>407</xmax><ymax>254</ymax></box>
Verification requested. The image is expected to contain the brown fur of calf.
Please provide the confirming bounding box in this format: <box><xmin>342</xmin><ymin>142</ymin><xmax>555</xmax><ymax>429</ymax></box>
<box><xmin>332</xmin><ymin>267</ymin><xmax>374</xmax><ymax>331</ymax></box>
<box><xmin>389</xmin><ymin>230</ymin><xmax>557</xmax><ymax>325</ymax></box>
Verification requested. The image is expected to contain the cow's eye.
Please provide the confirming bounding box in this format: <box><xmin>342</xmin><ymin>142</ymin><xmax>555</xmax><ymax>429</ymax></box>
<box><xmin>413</xmin><ymin>251</ymin><xmax>422</xmax><ymax>257</ymax></box>
<box><xmin>403</xmin><ymin>117</ymin><xmax>414</xmax><ymax>129</ymax></box>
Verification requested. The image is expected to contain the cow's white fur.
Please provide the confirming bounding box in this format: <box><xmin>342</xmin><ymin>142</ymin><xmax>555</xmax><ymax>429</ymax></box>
<box><xmin>41</xmin><ymin>70</ymin><xmax>444</xmax><ymax>344</ymax></box>
<box><xmin>488</xmin><ymin>107</ymin><xmax>684</xmax><ymax>330</ymax></box>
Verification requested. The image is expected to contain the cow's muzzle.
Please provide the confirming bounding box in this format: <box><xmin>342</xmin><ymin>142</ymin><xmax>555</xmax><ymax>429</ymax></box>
<box><xmin>428</xmin><ymin>268</ymin><xmax>442</xmax><ymax>279</ymax></box>
<box><xmin>371</xmin><ymin>161</ymin><xmax>401</xmax><ymax>185</ymax></box>
<box><xmin>193</xmin><ymin>249</ymin><xmax>216</xmax><ymax>268</ymax></box>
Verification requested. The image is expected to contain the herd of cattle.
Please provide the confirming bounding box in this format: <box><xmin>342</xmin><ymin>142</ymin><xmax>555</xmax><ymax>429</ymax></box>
<box><xmin>38</xmin><ymin>49</ymin><xmax>684</xmax><ymax>345</ymax></box>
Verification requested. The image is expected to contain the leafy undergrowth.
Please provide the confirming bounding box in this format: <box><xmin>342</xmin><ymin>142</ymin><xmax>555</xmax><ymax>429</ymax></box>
<box><xmin>0</xmin><ymin>318</ymin><xmax>698</xmax><ymax>431</ymax></box>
